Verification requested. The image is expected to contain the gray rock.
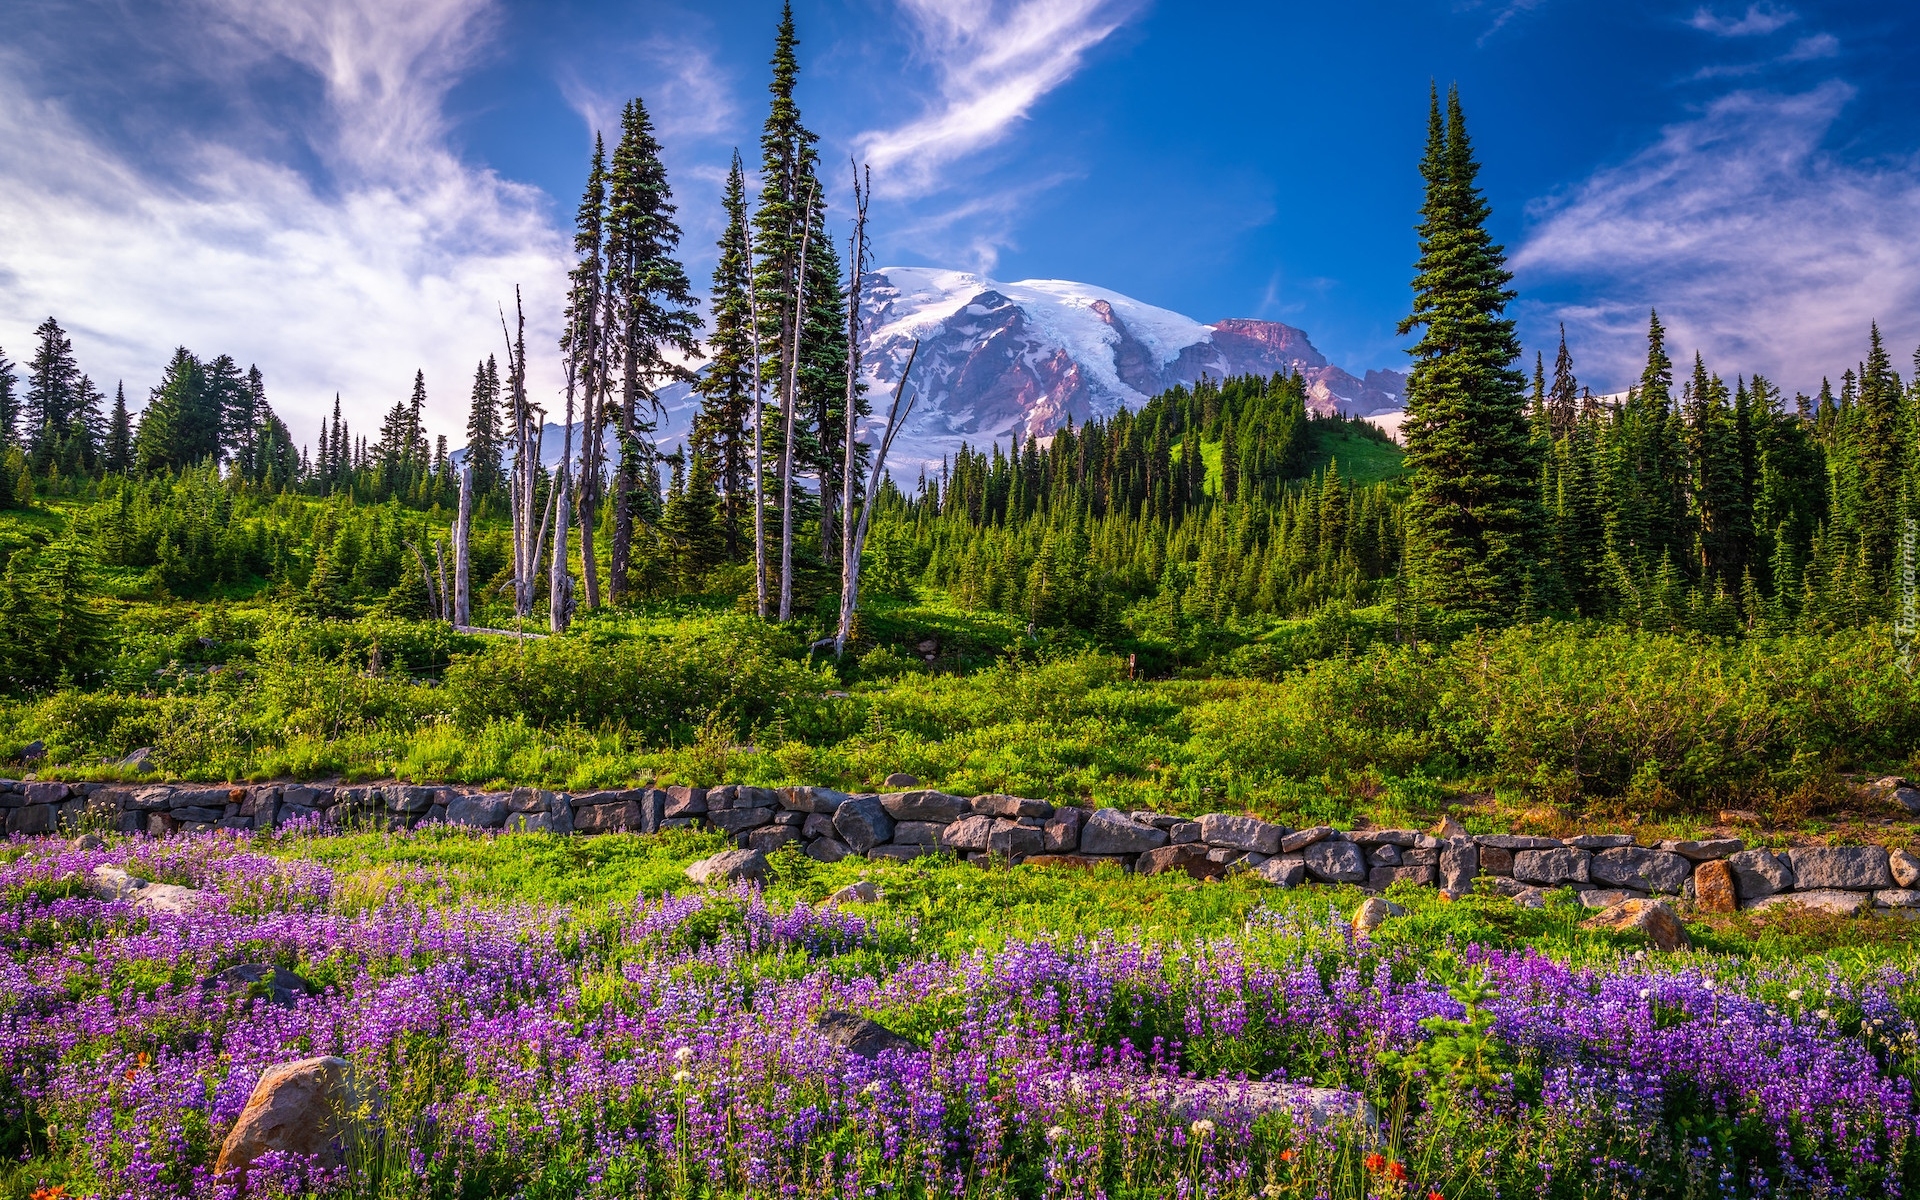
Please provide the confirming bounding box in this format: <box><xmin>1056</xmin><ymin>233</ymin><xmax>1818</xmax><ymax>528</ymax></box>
<box><xmin>118</xmin><ymin>747</ymin><xmax>158</xmax><ymax>774</ymax></box>
<box><xmin>1658</xmin><ymin>837</ymin><xmax>1745</xmax><ymax>860</ymax></box>
<box><xmin>802</xmin><ymin>811</ymin><xmax>839</xmax><ymax>840</ymax></box>
<box><xmin>1750</xmin><ymin>888</ymin><xmax>1871</xmax><ymax>917</ymax></box>
<box><xmin>386</xmin><ymin>786</ymin><xmax>436</xmax><ymax>815</ymax></box>
<box><xmin>171</xmin><ymin>787</ymin><xmax>237</xmax><ymax>810</ymax></box>
<box><xmin>24</xmin><ymin>780</ymin><xmax>69</xmax><ymax>805</ymax></box>
<box><xmin>1129</xmin><ymin>811</ymin><xmax>1186</xmax><ymax>830</ymax></box>
<box><xmin>1256</xmin><ymin>856</ymin><xmax>1306</xmax><ymax>886</ymax></box>
<box><xmin>662</xmin><ymin>787</ymin><xmax>708</xmax><ymax>818</ymax></box>
<box><xmin>1579</xmin><ymin>888</ymin><xmax>1641</xmax><ymax>909</ymax></box>
<box><xmin>1439</xmin><ymin>838</ymin><xmax>1479</xmax><ymax>895</ymax></box>
<box><xmin>972</xmin><ymin>793</ymin><xmax>1052</xmax><ymax>819</ymax></box>
<box><xmin>509</xmin><ymin>787</ymin><xmax>554</xmax><ymax>813</ymax></box>
<box><xmin>17</xmin><ymin>740</ymin><xmax>44</xmax><ymax>763</ymax></box>
<box><xmin>91</xmin><ymin>864</ymin><xmax>203</xmax><ymax>914</ymax></box>
<box><xmin>770</xmin><ymin>809</ymin><xmax>806</xmax><ymax>827</ymax></box>
<box><xmin>1873</xmin><ymin>888</ymin><xmax>1920</xmax><ymax>908</ymax></box>
<box><xmin>1512</xmin><ymin>886</ymin><xmax>1548</xmax><ymax>909</ymax></box>
<box><xmin>814</xmin><ymin>1011</ymin><xmax>916</xmax><ymax>1058</ymax></box>
<box><xmin>281</xmin><ymin>785</ymin><xmax>330</xmax><ymax>809</ymax></box>
<box><xmin>806</xmin><ymin>837</ymin><xmax>852</xmax><ymax>863</ymax></box>
<box><xmin>1369</xmin><ymin>864</ymin><xmax>1436</xmax><ymax>889</ymax></box>
<box><xmin>1513</xmin><ymin>846</ymin><xmax>1591</xmax><ymax>885</ymax></box>
<box><xmin>1348</xmin><ymin>829</ymin><xmax>1416</xmax><ymax>848</ymax></box>
<box><xmin>891</xmin><ymin>820</ymin><xmax>946</xmax><ymax>846</ymax></box>
<box><xmin>1042</xmin><ymin>806</ymin><xmax>1087</xmax><ymax>852</ymax></box>
<box><xmin>1167</xmin><ymin>821</ymin><xmax>1201</xmax><ymax>844</ymax></box>
<box><xmin>504</xmin><ymin>811</ymin><xmax>553</xmax><ymax>833</ymax></box>
<box><xmin>709</xmin><ymin>806</ymin><xmax>773</xmax><ymax>834</ymax></box>
<box><xmin>1891</xmin><ymin>848</ymin><xmax>1920</xmax><ymax>888</ymax></box>
<box><xmin>1366</xmin><ymin>844</ymin><xmax>1402</xmax><ymax>866</ymax></box>
<box><xmin>7</xmin><ymin>805</ymin><xmax>55</xmax><ymax>835</ymax></box>
<box><xmin>1196</xmin><ymin>813</ymin><xmax>1284</xmax><ymax>855</ymax></box>
<box><xmin>1280</xmin><ymin>826</ymin><xmax>1333</xmax><ymax>853</ymax></box>
<box><xmin>832</xmin><ymin>796</ymin><xmax>895</xmax><ymax>853</ymax></box>
<box><xmin>1787</xmin><ymin>846</ymin><xmax>1893</xmax><ymax>891</ymax></box>
<box><xmin>1589</xmin><ymin>847</ymin><xmax>1691</xmax><ymax>893</ymax></box>
<box><xmin>1400</xmin><ymin>847</ymin><xmax>1438</xmax><ymax>866</ymax></box>
<box><xmin>1892</xmin><ymin>787</ymin><xmax>1920</xmax><ymax>814</ymax></box>
<box><xmin>734</xmin><ymin>786</ymin><xmax>781</xmax><ymax>809</ymax></box>
<box><xmin>1479</xmin><ymin>876</ymin><xmax>1531</xmax><ymax>897</ymax></box>
<box><xmin>942</xmin><ymin>814</ymin><xmax>996</xmax><ymax>852</ymax></box>
<box><xmin>747</xmin><ymin>826</ymin><xmax>800</xmax><ymax>853</ymax></box>
<box><xmin>1303</xmin><ymin>839</ymin><xmax>1368</xmax><ymax>883</ymax></box>
<box><xmin>882</xmin><ymin>772</ymin><xmax>919</xmax><ymax>788</ymax></box>
<box><xmin>446</xmin><ymin>793</ymin><xmax>511</xmax><ymax>829</ymax></box>
<box><xmin>1137</xmin><ymin>843</ymin><xmax>1217</xmax><ymax>878</ymax></box>
<box><xmin>171</xmin><ymin>805</ymin><xmax>226</xmax><ymax>825</ymax></box>
<box><xmin>72</xmin><ymin>832</ymin><xmax>107</xmax><ymax>851</ymax></box>
<box><xmin>1567</xmin><ymin>833</ymin><xmax>1635</xmax><ymax>850</ymax></box>
<box><xmin>879</xmin><ymin>790</ymin><xmax>971</xmax><ymax>822</ymax></box>
<box><xmin>987</xmin><ymin>819</ymin><xmax>1044</xmax><ymax>858</ymax></box>
<box><xmin>203</xmin><ymin>963</ymin><xmax>317</xmax><ymax>1008</ymax></box>
<box><xmin>685</xmin><ymin>849</ymin><xmax>768</xmax><ymax>885</ymax></box>
<box><xmin>1475</xmin><ymin>834</ymin><xmax>1563</xmax><ymax>850</ymax></box>
<box><xmin>779</xmin><ymin>787</ymin><xmax>851</xmax><ymax>813</ymax></box>
<box><xmin>1727</xmin><ymin>848</ymin><xmax>1793</xmax><ymax>902</ymax></box>
<box><xmin>1079</xmin><ymin>809</ymin><xmax>1168</xmax><ymax>855</ymax></box>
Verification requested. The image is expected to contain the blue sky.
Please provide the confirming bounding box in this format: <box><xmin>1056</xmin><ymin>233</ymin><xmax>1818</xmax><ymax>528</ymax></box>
<box><xmin>1</xmin><ymin>0</ymin><xmax>1916</xmax><ymax>441</ymax></box>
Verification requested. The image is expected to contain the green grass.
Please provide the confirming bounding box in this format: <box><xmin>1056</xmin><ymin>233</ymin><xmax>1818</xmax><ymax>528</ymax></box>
<box><xmin>1304</xmin><ymin>421</ymin><xmax>1406</xmax><ymax>485</ymax></box>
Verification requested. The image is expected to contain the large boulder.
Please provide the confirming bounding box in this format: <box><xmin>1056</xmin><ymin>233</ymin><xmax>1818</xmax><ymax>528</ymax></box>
<box><xmin>832</xmin><ymin>796</ymin><xmax>895</xmax><ymax>852</ymax></box>
<box><xmin>685</xmin><ymin>849</ymin><xmax>769</xmax><ymax>885</ymax></box>
<box><xmin>1351</xmin><ymin>897</ymin><xmax>1405</xmax><ymax>936</ymax></box>
<box><xmin>814</xmin><ymin>1012</ymin><xmax>916</xmax><ymax>1058</ymax></box>
<box><xmin>890</xmin><ymin>821</ymin><xmax>946</xmax><ymax>847</ymax></box>
<box><xmin>215</xmin><ymin>1056</ymin><xmax>356</xmax><ymax>1195</ymax></box>
<box><xmin>1303</xmin><ymin>839</ymin><xmax>1367</xmax><ymax>884</ymax></box>
<box><xmin>1726</xmin><ymin>848</ymin><xmax>1793</xmax><ymax>902</ymax></box>
<box><xmin>1585</xmin><ymin>898</ymin><xmax>1689</xmax><ymax>951</ymax></box>
<box><xmin>806</xmin><ymin>837</ymin><xmax>852</xmax><ymax>863</ymax></box>
<box><xmin>1256</xmin><ymin>856</ymin><xmax>1306</xmax><ymax>887</ymax></box>
<box><xmin>879</xmin><ymin>790</ymin><xmax>972</xmax><ymax>822</ymax></box>
<box><xmin>446</xmin><ymin>792</ymin><xmax>511</xmax><ymax>829</ymax></box>
<box><xmin>1280</xmin><ymin>826</ymin><xmax>1333</xmax><ymax>853</ymax></box>
<box><xmin>1589</xmin><ymin>847</ymin><xmax>1691</xmax><ymax>893</ymax></box>
<box><xmin>1512</xmin><ymin>847</ymin><xmax>1591</xmax><ymax>886</ymax></box>
<box><xmin>1787</xmin><ymin>846</ymin><xmax>1893</xmax><ymax>892</ymax></box>
<box><xmin>1195</xmin><ymin>813</ymin><xmax>1284</xmax><ymax>856</ymax></box>
<box><xmin>779</xmin><ymin>787</ymin><xmax>851</xmax><ymax>813</ymax></box>
<box><xmin>90</xmin><ymin>864</ymin><xmax>203</xmax><ymax>915</ymax></box>
<box><xmin>1137</xmin><ymin>843</ymin><xmax>1222</xmax><ymax>879</ymax></box>
<box><xmin>709</xmin><ymin>806</ymin><xmax>774</xmax><ymax>834</ymax></box>
<box><xmin>987</xmin><ymin>819</ymin><xmax>1044</xmax><ymax>859</ymax></box>
<box><xmin>1078</xmin><ymin>809</ymin><xmax>1167</xmax><ymax>856</ymax></box>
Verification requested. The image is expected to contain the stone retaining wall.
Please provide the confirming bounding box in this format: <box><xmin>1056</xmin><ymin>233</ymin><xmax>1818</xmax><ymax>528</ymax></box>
<box><xmin>10</xmin><ymin>776</ymin><xmax>1919</xmax><ymax>914</ymax></box>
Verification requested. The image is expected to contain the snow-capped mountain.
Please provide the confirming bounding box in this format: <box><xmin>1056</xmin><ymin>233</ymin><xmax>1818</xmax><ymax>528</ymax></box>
<box><xmin>857</xmin><ymin>267</ymin><xmax>1404</xmax><ymax>470</ymax></box>
<box><xmin>461</xmin><ymin>268</ymin><xmax>1405</xmax><ymax>476</ymax></box>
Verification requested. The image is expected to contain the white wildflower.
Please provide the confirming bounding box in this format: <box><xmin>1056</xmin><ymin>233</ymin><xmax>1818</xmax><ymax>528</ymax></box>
<box><xmin>1787</xmin><ymin>989</ymin><xmax>1803</xmax><ymax>1002</ymax></box>
<box><xmin>1190</xmin><ymin>1119</ymin><xmax>1216</xmax><ymax>1138</ymax></box>
<box><xmin>1045</xmin><ymin>1125</ymin><xmax>1067</xmax><ymax>1143</ymax></box>
<box><xmin>673</xmin><ymin>1046</ymin><xmax>695</xmax><ymax>1064</ymax></box>
<box><xmin>672</xmin><ymin>1070</ymin><xmax>691</xmax><ymax>1084</ymax></box>
<box><xmin>1638</xmin><ymin>989</ymin><xmax>1651</xmax><ymax>1000</ymax></box>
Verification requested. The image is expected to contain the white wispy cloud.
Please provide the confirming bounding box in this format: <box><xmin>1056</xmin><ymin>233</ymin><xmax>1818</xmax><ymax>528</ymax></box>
<box><xmin>1686</xmin><ymin>2</ymin><xmax>1798</xmax><ymax>36</ymax></box>
<box><xmin>1512</xmin><ymin>80</ymin><xmax>1920</xmax><ymax>394</ymax></box>
<box><xmin>857</xmin><ymin>0</ymin><xmax>1142</xmax><ymax>199</ymax></box>
<box><xmin>0</xmin><ymin>0</ymin><xmax>570</xmax><ymax>447</ymax></box>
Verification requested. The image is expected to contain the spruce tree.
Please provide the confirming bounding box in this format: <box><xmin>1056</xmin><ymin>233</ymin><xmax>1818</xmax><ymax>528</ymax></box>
<box><xmin>695</xmin><ymin>150</ymin><xmax>759</xmax><ymax>560</ymax></box>
<box><xmin>604</xmin><ymin>94</ymin><xmax>701</xmax><ymax>600</ymax></box>
<box><xmin>1547</xmin><ymin>325</ymin><xmax>1577</xmax><ymax>440</ymax></box>
<box><xmin>564</xmin><ymin>134</ymin><xmax>612</xmax><ymax>609</ymax></box>
<box><xmin>105</xmin><ymin>383</ymin><xmax>131</xmax><ymax>474</ymax></box>
<box><xmin>465</xmin><ymin>357</ymin><xmax>502</xmax><ymax>495</ymax></box>
<box><xmin>1395</xmin><ymin>86</ymin><xmax>1541</xmax><ymax>622</ymax></box>
<box><xmin>203</xmin><ymin>354</ymin><xmax>250</xmax><ymax>466</ymax></box>
<box><xmin>1854</xmin><ymin>322</ymin><xmax>1903</xmax><ymax>577</ymax></box>
<box><xmin>0</xmin><ymin>347</ymin><xmax>15</xmax><ymax>450</ymax></box>
<box><xmin>134</xmin><ymin>348</ymin><xmax>211</xmax><ymax>473</ymax></box>
<box><xmin>24</xmin><ymin>317</ymin><xmax>82</xmax><ymax>459</ymax></box>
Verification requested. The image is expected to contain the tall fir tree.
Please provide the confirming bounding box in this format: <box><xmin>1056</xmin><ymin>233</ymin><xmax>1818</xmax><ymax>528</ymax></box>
<box><xmin>1853</xmin><ymin>321</ymin><xmax>1903</xmax><ymax>578</ymax></box>
<box><xmin>604</xmin><ymin>94</ymin><xmax>701</xmax><ymax>601</ymax></box>
<box><xmin>465</xmin><ymin>357</ymin><xmax>502</xmax><ymax>495</ymax></box>
<box><xmin>1394</xmin><ymin>86</ymin><xmax>1541</xmax><ymax>622</ymax></box>
<box><xmin>564</xmin><ymin>133</ymin><xmax>613</xmax><ymax>609</ymax></box>
<box><xmin>0</xmin><ymin>346</ymin><xmax>16</xmax><ymax>450</ymax></box>
<box><xmin>203</xmin><ymin>354</ymin><xmax>250</xmax><ymax>466</ymax></box>
<box><xmin>104</xmin><ymin>383</ymin><xmax>131</xmax><ymax>474</ymax></box>
<box><xmin>134</xmin><ymin>348</ymin><xmax>216</xmax><ymax>473</ymax></box>
<box><xmin>694</xmin><ymin>150</ymin><xmax>759</xmax><ymax>560</ymax></box>
<box><xmin>24</xmin><ymin>317</ymin><xmax>82</xmax><ymax>458</ymax></box>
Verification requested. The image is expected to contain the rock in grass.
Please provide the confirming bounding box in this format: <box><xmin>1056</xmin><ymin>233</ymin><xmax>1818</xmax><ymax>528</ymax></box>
<box><xmin>1137</xmin><ymin>843</ymin><xmax>1219</xmax><ymax>879</ymax></box>
<box><xmin>685</xmin><ymin>849</ymin><xmax>768</xmax><ymax>886</ymax></box>
<box><xmin>814</xmin><ymin>1012</ymin><xmax>916</xmax><ymax>1058</ymax></box>
<box><xmin>832</xmin><ymin>796</ymin><xmax>895</xmax><ymax>853</ymax></box>
<box><xmin>1727</xmin><ymin>849</ymin><xmax>1793</xmax><ymax>903</ymax></box>
<box><xmin>1255</xmin><ymin>856</ymin><xmax>1305</xmax><ymax>887</ymax></box>
<box><xmin>1585</xmin><ymin>898</ymin><xmax>1689</xmax><ymax>951</ymax></box>
<box><xmin>1439</xmin><ymin>838</ymin><xmax>1478</xmax><ymax>896</ymax></box>
<box><xmin>1195</xmin><ymin>813</ymin><xmax>1284</xmax><ymax>855</ymax></box>
<box><xmin>806</xmin><ymin>837</ymin><xmax>852</xmax><ymax>864</ymax></box>
<box><xmin>1351</xmin><ymin>897</ymin><xmax>1405</xmax><ymax>936</ymax></box>
<box><xmin>215</xmin><ymin>1056</ymin><xmax>356</xmax><ymax>1195</ymax></box>
<box><xmin>1589</xmin><ymin>847</ymin><xmax>1691</xmax><ymax>893</ymax></box>
<box><xmin>1873</xmin><ymin>888</ymin><xmax>1920</xmax><ymax>908</ymax></box>
<box><xmin>1893</xmin><ymin>849</ymin><xmax>1920</xmax><ymax>888</ymax></box>
<box><xmin>1513</xmin><ymin>847</ymin><xmax>1590</xmax><ymax>886</ymax></box>
<box><xmin>882</xmin><ymin>772</ymin><xmax>919</xmax><ymax>788</ymax></box>
<box><xmin>90</xmin><ymin>865</ymin><xmax>203</xmax><ymax>915</ymax></box>
<box><xmin>202</xmin><ymin>964</ymin><xmax>317</xmax><ymax>1009</ymax></box>
<box><xmin>825</xmin><ymin>881</ymin><xmax>879</xmax><ymax>907</ymax></box>
<box><xmin>1749</xmin><ymin>889</ymin><xmax>1873</xmax><ymax>917</ymax></box>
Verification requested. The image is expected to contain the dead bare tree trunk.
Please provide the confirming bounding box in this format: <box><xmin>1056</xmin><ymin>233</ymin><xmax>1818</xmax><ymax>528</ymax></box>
<box><xmin>835</xmin><ymin>340</ymin><xmax>918</xmax><ymax>658</ymax></box>
<box><xmin>549</xmin><ymin>467</ymin><xmax>572</xmax><ymax>632</ymax></box>
<box><xmin>778</xmin><ymin>180</ymin><xmax>816</xmax><ymax>624</ymax></box>
<box><xmin>501</xmin><ymin>288</ymin><xmax>544</xmax><ymax>621</ymax></box>
<box><xmin>434</xmin><ymin>540</ymin><xmax>451</xmax><ymax>622</ymax></box>
<box><xmin>836</xmin><ymin>164</ymin><xmax>870</xmax><ymax>652</ymax></box>
<box><xmin>454</xmin><ymin>465</ymin><xmax>472</xmax><ymax>625</ymax></box>
<box><xmin>744</xmin><ymin>221</ymin><xmax>769</xmax><ymax>620</ymax></box>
